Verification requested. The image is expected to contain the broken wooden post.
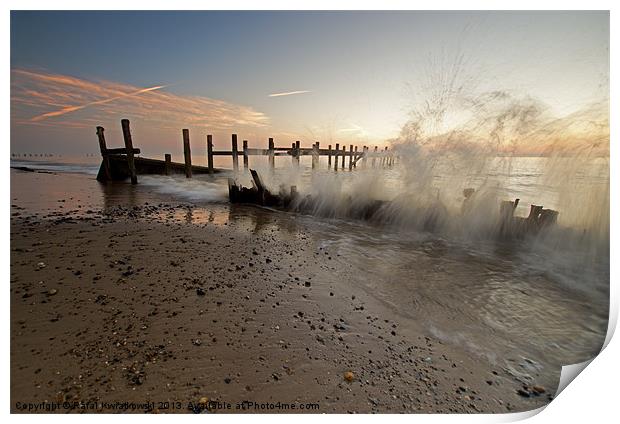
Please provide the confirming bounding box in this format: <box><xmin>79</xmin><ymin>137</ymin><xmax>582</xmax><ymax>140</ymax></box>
<box><xmin>354</xmin><ymin>146</ymin><xmax>358</xmax><ymax>168</ymax></box>
<box><xmin>182</xmin><ymin>129</ymin><xmax>192</xmax><ymax>178</ymax></box>
<box><xmin>120</xmin><ymin>119</ymin><xmax>138</xmax><ymax>184</ymax></box>
<box><xmin>164</xmin><ymin>154</ymin><xmax>171</xmax><ymax>175</ymax></box>
<box><xmin>96</xmin><ymin>126</ymin><xmax>111</xmax><ymax>181</ymax></box>
<box><xmin>268</xmin><ymin>138</ymin><xmax>275</xmax><ymax>169</ymax></box>
<box><xmin>312</xmin><ymin>142</ymin><xmax>319</xmax><ymax>169</ymax></box>
<box><xmin>328</xmin><ymin>144</ymin><xmax>332</xmax><ymax>167</ymax></box>
<box><xmin>295</xmin><ymin>141</ymin><xmax>300</xmax><ymax>166</ymax></box>
<box><xmin>341</xmin><ymin>145</ymin><xmax>346</xmax><ymax>168</ymax></box>
<box><xmin>348</xmin><ymin>145</ymin><xmax>354</xmax><ymax>170</ymax></box>
<box><xmin>539</xmin><ymin>209</ymin><xmax>559</xmax><ymax>226</ymax></box>
<box><xmin>232</xmin><ymin>134</ymin><xmax>239</xmax><ymax>172</ymax></box>
<box><xmin>528</xmin><ymin>205</ymin><xmax>544</xmax><ymax>221</ymax></box>
<box><xmin>250</xmin><ymin>169</ymin><xmax>266</xmax><ymax>205</ymax></box>
<box><xmin>207</xmin><ymin>134</ymin><xmax>214</xmax><ymax>174</ymax></box>
<box><xmin>334</xmin><ymin>143</ymin><xmax>340</xmax><ymax>170</ymax></box>
<box><xmin>243</xmin><ymin>140</ymin><xmax>249</xmax><ymax>169</ymax></box>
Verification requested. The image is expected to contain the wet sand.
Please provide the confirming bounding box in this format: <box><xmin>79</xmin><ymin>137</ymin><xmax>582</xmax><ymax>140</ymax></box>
<box><xmin>10</xmin><ymin>195</ymin><xmax>553</xmax><ymax>413</ymax></box>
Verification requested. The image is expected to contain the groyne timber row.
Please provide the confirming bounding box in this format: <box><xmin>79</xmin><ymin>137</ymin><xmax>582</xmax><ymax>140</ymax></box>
<box><xmin>95</xmin><ymin>119</ymin><xmax>395</xmax><ymax>183</ymax></box>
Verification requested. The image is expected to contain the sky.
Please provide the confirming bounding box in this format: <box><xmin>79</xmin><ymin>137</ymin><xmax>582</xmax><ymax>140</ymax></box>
<box><xmin>10</xmin><ymin>11</ymin><xmax>609</xmax><ymax>156</ymax></box>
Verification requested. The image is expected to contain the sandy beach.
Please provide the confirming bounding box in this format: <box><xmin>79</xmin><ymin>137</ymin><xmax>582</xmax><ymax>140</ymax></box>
<box><xmin>9</xmin><ymin>167</ymin><xmax>561</xmax><ymax>413</ymax></box>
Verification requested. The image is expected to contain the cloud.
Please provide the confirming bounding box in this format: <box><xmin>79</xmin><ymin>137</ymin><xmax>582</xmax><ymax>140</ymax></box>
<box><xmin>337</xmin><ymin>123</ymin><xmax>369</xmax><ymax>137</ymax></box>
<box><xmin>11</xmin><ymin>69</ymin><xmax>269</xmax><ymax>130</ymax></box>
<box><xmin>268</xmin><ymin>90</ymin><xmax>311</xmax><ymax>97</ymax></box>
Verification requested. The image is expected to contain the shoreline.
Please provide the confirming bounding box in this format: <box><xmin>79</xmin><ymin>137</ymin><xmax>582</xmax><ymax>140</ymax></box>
<box><xmin>10</xmin><ymin>204</ymin><xmax>553</xmax><ymax>413</ymax></box>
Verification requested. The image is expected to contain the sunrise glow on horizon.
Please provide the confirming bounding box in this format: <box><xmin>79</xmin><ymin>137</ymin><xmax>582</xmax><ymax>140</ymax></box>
<box><xmin>10</xmin><ymin>11</ymin><xmax>609</xmax><ymax>156</ymax></box>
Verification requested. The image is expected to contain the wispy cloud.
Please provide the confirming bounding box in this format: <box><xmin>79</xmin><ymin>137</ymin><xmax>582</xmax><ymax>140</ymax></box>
<box><xmin>337</xmin><ymin>123</ymin><xmax>369</xmax><ymax>137</ymax></box>
<box><xmin>11</xmin><ymin>69</ymin><xmax>269</xmax><ymax>130</ymax></box>
<box><xmin>268</xmin><ymin>90</ymin><xmax>311</xmax><ymax>98</ymax></box>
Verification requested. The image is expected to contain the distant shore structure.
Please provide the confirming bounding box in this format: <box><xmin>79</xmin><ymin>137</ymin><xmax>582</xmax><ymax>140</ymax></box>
<box><xmin>95</xmin><ymin>119</ymin><xmax>396</xmax><ymax>184</ymax></box>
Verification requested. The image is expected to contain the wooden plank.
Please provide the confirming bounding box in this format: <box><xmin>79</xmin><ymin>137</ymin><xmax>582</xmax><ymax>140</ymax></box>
<box><xmin>120</xmin><ymin>119</ymin><xmax>138</xmax><ymax>184</ymax></box>
<box><xmin>96</xmin><ymin>126</ymin><xmax>111</xmax><ymax>181</ymax></box>
<box><xmin>250</xmin><ymin>169</ymin><xmax>265</xmax><ymax>193</ymax></box>
<box><xmin>243</xmin><ymin>140</ymin><xmax>249</xmax><ymax>169</ymax></box>
<box><xmin>207</xmin><ymin>134</ymin><xmax>214</xmax><ymax>174</ymax></box>
<box><xmin>268</xmin><ymin>138</ymin><xmax>275</xmax><ymax>169</ymax></box>
<box><xmin>334</xmin><ymin>143</ymin><xmax>340</xmax><ymax>171</ymax></box>
<box><xmin>183</xmin><ymin>128</ymin><xmax>192</xmax><ymax>178</ymax></box>
<box><xmin>328</xmin><ymin>144</ymin><xmax>332</xmax><ymax>166</ymax></box>
<box><xmin>312</xmin><ymin>142</ymin><xmax>319</xmax><ymax>169</ymax></box>
<box><xmin>349</xmin><ymin>144</ymin><xmax>354</xmax><ymax>170</ymax></box>
<box><xmin>164</xmin><ymin>154</ymin><xmax>171</xmax><ymax>175</ymax></box>
<box><xmin>232</xmin><ymin>134</ymin><xmax>239</xmax><ymax>172</ymax></box>
<box><xmin>105</xmin><ymin>147</ymin><xmax>141</xmax><ymax>154</ymax></box>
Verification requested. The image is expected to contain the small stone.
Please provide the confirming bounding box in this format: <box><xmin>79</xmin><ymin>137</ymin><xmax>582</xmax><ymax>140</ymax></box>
<box><xmin>517</xmin><ymin>388</ymin><xmax>531</xmax><ymax>398</ymax></box>
<box><xmin>532</xmin><ymin>385</ymin><xmax>546</xmax><ymax>394</ymax></box>
<box><xmin>343</xmin><ymin>371</ymin><xmax>354</xmax><ymax>382</ymax></box>
<box><xmin>37</xmin><ymin>262</ymin><xmax>46</xmax><ymax>269</ymax></box>
<box><xmin>224</xmin><ymin>377</ymin><xmax>231</xmax><ymax>384</ymax></box>
<box><xmin>47</xmin><ymin>289</ymin><xmax>58</xmax><ymax>296</ymax></box>
<box><xmin>196</xmin><ymin>288</ymin><xmax>206</xmax><ymax>296</ymax></box>
<box><xmin>304</xmin><ymin>281</ymin><xmax>311</xmax><ymax>287</ymax></box>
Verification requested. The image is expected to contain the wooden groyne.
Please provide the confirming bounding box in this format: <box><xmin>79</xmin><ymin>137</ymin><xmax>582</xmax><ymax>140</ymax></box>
<box><xmin>229</xmin><ymin>176</ymin><xmax>560</xmax><ymax>236</ymax></box>
<box><xmin>96</xmin><ymin>119</ymin><xmax>396</xmax><ymax>183</ymax></box>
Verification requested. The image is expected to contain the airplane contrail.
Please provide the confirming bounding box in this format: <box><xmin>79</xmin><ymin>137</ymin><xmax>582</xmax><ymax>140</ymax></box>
<box><xmin>30</xmin><ymin>85</ymin><xmax>167</xmax><ymax>122</ymax></box>
<box><xmin>268</xmin><ymin>90</ymin><xmax>311</xmax><ymax>98</ymax></box>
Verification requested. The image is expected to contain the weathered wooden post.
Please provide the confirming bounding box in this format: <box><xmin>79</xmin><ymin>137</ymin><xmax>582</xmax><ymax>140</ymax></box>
<box><xmin>383</xmin><ymin>147</ymin><xmax>388</xmax><ymax>167</ymax></box>
<box><xmin>334</xmin><ymin>143</ymin><xmax>340</xmax><ymax>171</ymax></box>
<box><xmin>120</xmin><ymin>119</ymin><xmax>138</xmax><ymax>184</ymax></box>
<box><xmin>341</xmin><ymin>145</ymin><xmax>346</xmax><ymax>168</ymax></box>
<box><xmin>243</xmin><ymin>140</ymin><xmax>249</xmax><ymax>169</ymax></box>
<box><xmin>354</xmin><ymin>146</ymin><xmax>358</xmax><ymax>168</ymax></box>
<box><xmin>295</xmin><ymin>140</ymin><xmax>300</xmax><ymax>166</ymax></box>
<box><xmin>182</xmin><ymin>129</ymin><xmax>192</xmax><ymax>178</ymax></box>
<box><xmin>328</xmin><ymin>144</ymin><xmax>332</xmax><ymax>167</ymax></box>
<box><xmin>372</xmin><ymin>146</ymin><xmax>378</xmax><ymax>167</ymax></box>
<box><xmin>164</xmin><ymin>154</ymin><xmax>171</xmax><ymax>175</ymax></box>
<box><xmin>312</xmin><ymin>142</ymin><xmax>319</xmax><ymax>169</ymax></box>
<box><xmin>232</xmin><ymin>134</ymin><xmax>239</xmax><ymax>172</ymax></box>
<box><xmin>362</xmin><ymin>146</ymin><xmax>368</xmax><ymax>167</ymax></box>
<box><xmin>348</xmin><ymin>144</ymin><xmax>354</xmax><ymax>170</ymax></box>
<box><xmin>268</xmin><ymin>138</ymin><xmax>275</xmax><ymax>169</ymax></box>
<box><xmin>96</xmin><ymin>126</ymin><xmax>111</xmax><ymax>181</ymax></box>
<box><xmin>207</xmin><ymin>134</ymin><xmax>214</xmax><ymax>174</ymax></box>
